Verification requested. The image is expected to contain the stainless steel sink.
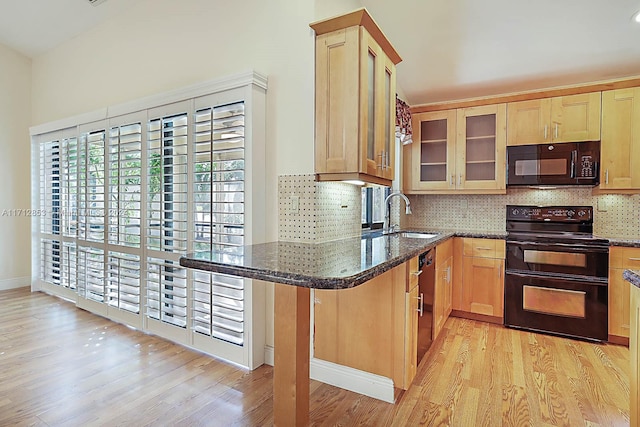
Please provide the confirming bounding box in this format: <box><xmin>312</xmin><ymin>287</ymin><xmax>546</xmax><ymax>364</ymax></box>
<box><xmin>398</xmin><ymin>232</ymin><xmax>438</xmax><ymax>239</ymax></box>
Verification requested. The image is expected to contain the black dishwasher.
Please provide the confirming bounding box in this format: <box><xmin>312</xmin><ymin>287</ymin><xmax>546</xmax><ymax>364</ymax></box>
<box><xmin>417</xmin><ymin>248</ymin><xmax>436</xmax><ymax>364</ymax></box>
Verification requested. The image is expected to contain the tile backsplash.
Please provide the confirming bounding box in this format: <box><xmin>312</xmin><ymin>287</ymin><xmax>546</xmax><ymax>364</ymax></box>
<box><xmin>279</xmin><ymin>175</ymin><xmax>640</xmax><ymax>242</ymax></box>
<box><xmin>404</xmin><ymin>188</ymin><xmax>640</xmax><ymax>239</ymax></box>
<box><xmin>278</xmin><ymin>174</ymin><xmax>361</xmax><ymax>242</ymax></box>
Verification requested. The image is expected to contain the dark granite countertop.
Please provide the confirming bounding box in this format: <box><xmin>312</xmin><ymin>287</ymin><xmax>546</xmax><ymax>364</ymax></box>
<box><xmin>180</xmin><ymin>229</ymin><xmax>508</xmax><ymax>289</ymax></box>
<box><xmin>623</xmin><ymin>269</ymin><xmax>640</xmax><ymax>289</ymax></box>
<box><xmin>181</xmin><ymin>232</ymin><xmax>456</xmax><ymax>289</ymax></box>
<box><xmin>608</xmin><ymin>238</ymin><xmax>640</xmax><ymax>248</ymax></box>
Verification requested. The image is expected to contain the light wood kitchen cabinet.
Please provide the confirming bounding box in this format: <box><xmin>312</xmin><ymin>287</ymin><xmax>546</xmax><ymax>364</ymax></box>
<box><xmin>608</xmin><ymin>246</ymin><xmax>640</xmax><ymax>343</ymax></box>
<box><xmin>506</xmin><ymin>92</ymin><xmax>601</xmax><ymax>146</ymax></box>
<box><xmin>433</xmin><ymin>239</ymin><xmax>453</xmax><ymax>340</ymax></box>
<box><xmin>460</xmin><ymin>238</ymin><xmax>506</xmax><ymax>320</ymax></box>
<box><xmin>404</xmin><ymin>104</ymin><xmax>506</xmax><ymax>194</ymax></box>
<box><xmin>631</xmin><ymin>279</ymin><xmax>640</xmax><ymax>427</ymax></box>
<box><xmin>314</xmin><ymin>257</ymin><xmax>420</xmax><ymax>390</ymax></box>
<box><xmin>600</xmin><ymin>88</ymin><xmax>640</xmax><ymax>191</ymax></box>
<box><xmin>403</xmin><ymin>256</ymin><xmax>420</xmax><ymax>388</ymax></box>
<box><xmin>311</xmin><ymin>9</ymin><xmax>401</xmax><ymax>186</ymax></box>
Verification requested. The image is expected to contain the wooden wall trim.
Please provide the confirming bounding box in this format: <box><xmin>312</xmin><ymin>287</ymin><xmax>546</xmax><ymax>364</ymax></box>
<box><xmin>310</xmin><ymin>8</ymin><xmax>402</xmax><ymax>65</ymax></box>
<box><xmin>411</xmin><ymin>76</ymin><xmax>640</xmax><ymax>113</ymax></box>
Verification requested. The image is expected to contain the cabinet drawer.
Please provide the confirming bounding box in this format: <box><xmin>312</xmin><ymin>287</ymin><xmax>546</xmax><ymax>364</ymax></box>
<box><xmin>463</xmin><ymin>238</ymin><xmax>505</xmax><ymax>259</ymax></box>
<box><xmin>610</xmin><ymin>246</ymin><xmax>640</xmax><ymax>270</ymax></box>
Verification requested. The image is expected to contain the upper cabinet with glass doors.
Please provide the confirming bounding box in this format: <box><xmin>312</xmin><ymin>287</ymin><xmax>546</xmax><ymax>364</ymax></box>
<box><xmin>404</xmin><ymin>104</ymin><xmax>507</xmax><ymax>194</ymax></box>
<box><xmin>311</xmin><ymin>8</ymin><xmax>401</xmax><ymax>186</ymax></box>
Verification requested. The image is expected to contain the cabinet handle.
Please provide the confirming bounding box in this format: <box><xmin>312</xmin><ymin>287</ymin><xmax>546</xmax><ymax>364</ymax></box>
<box><xmin>555</xmin><ymin>123</ymin><xmax>559</xmax><ymax>139</ymax></box>
<box><xmin>605</xmin><ymin>169</ymin><xmax>609</xmax><ymax>185</ymax></box>
<box><xmin>628</xmin><ymin>257</ymin><xmax>640</xmax><ymax>261</ymax></box>
<box><xmin>476</xmin><ymin>247</ymin><xmax>493</xmax><ymax>250</ymax></box>
<box><xmin>377</xmin><ymin>151</ymin><xmax>384</xmax><ymax>169</ymax></box>
<box><xmin>446</xmin><ymin>266</ymin><xmax>451</xmax><ymax>283</ymax></box>
<box><xmin>417</xmin><ymin>293</ymin><xmax>424</xmax><ymax>316</ymax></box>
<box><xmin>411</xmin><ymin>270</ymin><xmax>423</xmax><ymax>277</ymax></box>
<box><xmin>458</xmin><ymin>173</ymin><xmax>462</xmax><ymax>186</ymax></box>
<box><xmin>450</xmin><ymin>175</ymin><xmax>454</xmax><ymax>187</ymax></box>
<box><xmin>544</xmin><ymin>125</ymin><xmax>548</xmax><ymax>139</ymax></box>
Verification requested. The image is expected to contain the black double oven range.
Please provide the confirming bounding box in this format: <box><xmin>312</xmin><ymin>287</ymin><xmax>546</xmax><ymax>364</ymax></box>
<box><xmin>504</xmin><ymin>205</ymin><xmax>609</xmax><ymax>342</ymax></box>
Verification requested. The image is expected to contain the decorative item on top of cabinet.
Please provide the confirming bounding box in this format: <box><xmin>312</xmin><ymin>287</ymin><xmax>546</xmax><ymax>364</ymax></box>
<box><xmin>506</xmin><ymin>92</ymin><xmax>601</xmax><ymax>146</ymax></box>
<box><xmin>455</xmin><ymin>238</ymin><xmax>505</xmax><ymax>323</ymax></box>
<box><xmin>403</xmin><ymin>104</ymin><xmax>506</xmax><ymax>194</ymax></box>
<box><xmin>310</xmin><ymin>8</ymin><xmax>401</xmax><ymax>186</ymax></box>
<box><xmin>599</xmin><ymin>88</ymin><xmax>640</xmax><ymax>192</ymax></box>
<box><xmin>609</xmin><ymin>246</ymin><xmax>640</xmax><ymax>345</ymax></box>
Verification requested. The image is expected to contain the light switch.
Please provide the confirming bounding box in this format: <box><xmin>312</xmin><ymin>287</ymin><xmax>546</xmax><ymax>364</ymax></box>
<box><xmin>291</xmin><ymin>196</ymin><xmax>299</xmax><ymax>213</ymax></box>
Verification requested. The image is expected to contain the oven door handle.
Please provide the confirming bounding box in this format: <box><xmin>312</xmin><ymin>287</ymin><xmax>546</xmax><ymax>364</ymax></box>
<box><xmin>570</xmin><ymin>150</ymin><xmax>577</xmax><ymax>179</ymax></box>
<box><xmin>506</xmin><ymin>240</ymin><xmax>608</xmax><ymax>250</ymax></box>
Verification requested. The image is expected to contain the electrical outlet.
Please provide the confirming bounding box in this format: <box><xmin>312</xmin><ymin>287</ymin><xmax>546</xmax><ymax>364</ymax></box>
<box><xmin>290</xmin><ymin>196</ymin><xmax>299</xmax><ymax>213</ymax></box>
<box><xmin>597</xmin><ymin>198</ymin><xmax>608</xmax><ymax>212</ymax></box>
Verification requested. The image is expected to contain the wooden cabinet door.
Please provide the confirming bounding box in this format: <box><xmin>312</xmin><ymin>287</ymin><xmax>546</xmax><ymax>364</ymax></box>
<box><xmin>550</xmin><ymin>92</ymin><xmax>601</xmax><ymax>143</ymax></box>
<box><xmin>409</xmin><ymin>110</ymin><xmax>457</xmax><ymax>191</ymax></box>
<box><xmin>433</xmin><ymin>264</ymin><xmax>446</xmax><ymax>340</ymax></box>
<box><xmin>608</xmin><ymin>246</ymin><xmax>640</xmax><ymax>340</ymax></box>
<box><xmin>314</xmin><ymin>27</ymin><xmax>360</xmax><ymax>175</ymax></box>
<box><xmin>444</xmin><ymin>257</ymin><xmax>453</xmax><ymax>318</ymax></box>
<box><xmin>506</xmin><ymin>98</ymin><xmax>551</xmax><ymax>146</ymax></box>
<box><xmin>452</xmin><ymin>237</ymin><xmax>464</xmax><ymax>311</ymax></box>
<box><xmin>360</xmin><ymin>28</ymin><xmax>396</xmax><ymax>181</ymax></box>
<box><xmin>403</xmin><ymin>283</ymin><xmax>419</xmax><ymax>389</ymax></box>
<box><xmin>601</xmin><ymin>88</ymin><xmax>640</xmax><ymax>190</ymax></box>
<box><xmin>631</xmin><ymin>284</ymin><xmax>640</xmax><ymax>427</ymax></box>
<box><xmin>462</xmin><ymin>257</ymin><xmax>504</xmax><ymax>317</ymax></box>
<box><xmin>609</xmin><ymin>269</ymin><xmax>631</xmax><ymax>339</ymax></box>
<box><xmin>456</xmin><ymin>104</ymin><xmax>506</xmax><ymax>190</ymax></box>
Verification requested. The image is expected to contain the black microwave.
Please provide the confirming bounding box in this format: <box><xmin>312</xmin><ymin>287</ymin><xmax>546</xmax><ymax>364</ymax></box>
<box><xmin>506</xmin><ymin>141</ymin><xmax>600</xmax><ymax>186</ymax></box>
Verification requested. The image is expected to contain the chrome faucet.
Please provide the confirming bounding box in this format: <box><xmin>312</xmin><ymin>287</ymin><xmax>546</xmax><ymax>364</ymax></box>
<box><xmin>383</xmin><ymin>191</ymin><xmax>412</xmax><ymax>234</ymax></box>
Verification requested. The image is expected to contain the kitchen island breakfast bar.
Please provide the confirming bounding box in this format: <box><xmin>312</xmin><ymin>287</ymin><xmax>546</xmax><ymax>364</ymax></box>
<box><xmin>180</xmin><ymin>232</ymin><xmax>451</xmax><ymax>426</ymax></box>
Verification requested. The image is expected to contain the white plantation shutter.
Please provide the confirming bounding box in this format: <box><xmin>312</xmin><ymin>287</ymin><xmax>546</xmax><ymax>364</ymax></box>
<box><xmin>78</xmin><ymin>129</ymin><xmax>106</xmax><ymax>243</ymax></box>
<box><xmin>41</xmin><ymin>239</ymin><xmax>61</xmax><ymax>286</ymax></box>
<box><xmin>147</xmin><ymin>113</ymin><xmax>188</xmax><ymax>253</ymax></box>
<box><xmin>32</xmin><ymin>72</ymin><xmax>266</xmax><ymax>369</ymax></box>
<box><xmin>145</xmin><ymin>107</ymin><xmax>189</xmax><ymax>334</ymax></box>
<box><xmin>109</xmin><ymin>122</ymin><xmax>143</xmax><ymax>248</ymax></box>
<box><xmin>77</xmin><ymin>246</ymin><xmax>105</xmax><ymax>303</ymax></box>
<box><xmin>147</xmin><ymin>257</ymin><xmax>188</xmax><ymax>327</ymax></box>
<box><xmin>192</xmin><ymin>101</ymin><xmax>246</xmax><ymax>345</ymax></box>
<box><xmin>61</xmin><ymin>137</ymin><xmax>78</xmax><ymax>237</ymax></box>
<box><xmin>107</xmin><ymin>252</ymin><xmax>141</xmax><ymax>314</ymax></box>
<box><xmin>40</xmin><ymin>141</ymin><xmax>61</xmax><ymax>236</ymax></box>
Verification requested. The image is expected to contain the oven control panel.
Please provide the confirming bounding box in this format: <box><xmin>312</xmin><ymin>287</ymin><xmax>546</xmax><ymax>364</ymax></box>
<box><xmin>506</xmin><ymin>205</ymin><xmax>593</xmax><ymax>222</ymax></box>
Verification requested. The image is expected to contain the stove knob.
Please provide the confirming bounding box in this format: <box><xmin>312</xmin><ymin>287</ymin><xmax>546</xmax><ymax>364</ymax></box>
<box><xmin>567</xmin><ymin>210</ymin><xmax>575</xmax><ymax>218</ymax></box>
<box><xmin>512</xmin><ymin>209</ymin><xmax>520</xmax><ymax>216</ymax></box>
<box><xmin>577</xmin><ymin>210</ymin><xmax>586</xmax><ymax>217</ymax></box>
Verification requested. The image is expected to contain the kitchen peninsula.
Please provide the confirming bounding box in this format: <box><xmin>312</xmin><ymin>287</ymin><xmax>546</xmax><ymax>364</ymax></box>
<box><xmin>180</xmin><ymin>231</ymin><xmax>450</xmax><ymax>425</ymax></box>
<box><xmin>624</xmin><ymin>269</ymin><xmax>640</xmax><ymax>427</ymax></box>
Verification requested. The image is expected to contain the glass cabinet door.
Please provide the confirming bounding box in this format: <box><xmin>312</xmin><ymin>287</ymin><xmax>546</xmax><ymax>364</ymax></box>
<box><xmin>410</xmin><ymin>110</ymin><xmax>456</xmax><ymax>190</ymax></box>
<box><xmin>456</xmin><ymin>104</ymin><xmax>506</xmax><ymax>190</ymax></box>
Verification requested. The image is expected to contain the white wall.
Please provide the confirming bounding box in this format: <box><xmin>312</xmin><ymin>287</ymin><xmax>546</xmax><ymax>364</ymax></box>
<box><xmin>0</xmin><ymin>43</ymin><xmax>31</xmax><ymax>290</ymax></box>
<box><xmin>31</xmin><ymin>0</ymin><xmax>364</xmax><ymax>348</ymax></box>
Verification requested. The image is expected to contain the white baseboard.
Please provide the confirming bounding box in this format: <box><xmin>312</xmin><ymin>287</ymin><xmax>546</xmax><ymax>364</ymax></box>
<box><xmin>0</xmin><ymin>276</ymin><xmax>30</xmax><ymax>291</ymax></box>
<box><xmin>262</xmin><ymin>345</ymin><xmax>394</xmax><ymax>403</ymax></box>
<box><xmin>264</xmin><ymin>345</ymin><xmax>274</xmax><ymax>366</ymax></box>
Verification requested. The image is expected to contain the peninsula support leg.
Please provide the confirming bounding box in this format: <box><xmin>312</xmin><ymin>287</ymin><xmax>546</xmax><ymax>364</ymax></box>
<box><xmin>274</xmin><ymin>284</ymin><xmax>310</xmax><ymax>426</ymax></box>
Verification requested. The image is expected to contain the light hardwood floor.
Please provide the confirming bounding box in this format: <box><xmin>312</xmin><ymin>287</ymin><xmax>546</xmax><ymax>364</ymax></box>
<box><xmin>0</xmin><ymin>287</ymin><xmax>629</xmax><ymax>426</ymax></box>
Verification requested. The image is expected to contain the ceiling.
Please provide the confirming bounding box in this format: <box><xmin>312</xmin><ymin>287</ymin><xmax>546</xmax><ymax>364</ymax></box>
<box><xmin>1</xmin><ymin>0</ymin><xmax>640</xmax><ymax>106</ymax></box>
